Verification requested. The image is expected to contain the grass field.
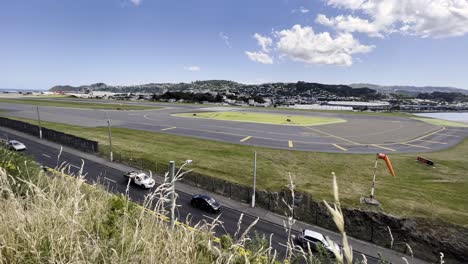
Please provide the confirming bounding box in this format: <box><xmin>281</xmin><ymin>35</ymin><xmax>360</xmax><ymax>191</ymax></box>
<box><xmin>7</xmin><ymin>116</ymin><xmax>468</xmax><ymax>226</ymax></box>
<box><xmin>412</xmin><ymin>117</ymin><xmax>468</xmax><ymax>128</ymax></box>
<box><xmin>0</xmin><ymin>98</ymin><xmax>162</xmax><ymax>110</ymax></box>
<box><xmin>174</xmin><ymin>111</ymin><xmax>347</xmax><ymax>126</ymax></box>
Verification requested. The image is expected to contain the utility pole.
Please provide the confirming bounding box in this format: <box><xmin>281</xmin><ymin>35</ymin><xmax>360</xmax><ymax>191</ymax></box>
<box><xmin>169</xmin><ymin>161</ymin><xmax>175</xmax><ymax>229</ymax></box>
<box><xmin>36</xmin><ymin>106</ymin><xmax>42</xmax><ymax>139</ymax></box>
<box><xmin>251</xmin><ymin>151</ymin><xmax>257</xmax><ymax>208</ymax></box>
<box><xmin>107</xmin><ymin>119</ymin><xmax>113</xmax><ymax>162</ymax></box>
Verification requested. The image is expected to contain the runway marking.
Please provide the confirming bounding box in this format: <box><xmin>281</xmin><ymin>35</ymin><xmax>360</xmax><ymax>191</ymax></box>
<box><xmin>161</xmin><ymin>127</ymin><xmax>176</xmax><ymax>131</ymax></box>
<box><xmin>446</xmin><ymin>128</ymin><xmax>467</xmax><ymax>132</ymax></box>
<box><xmin>240</xmin><ymin>136</ymin><xmax>252</xmax><ymax>142</ymax></box>
<box><xmin>288</xmin><ymin>140</ymin><xmax>294</xmax><ymax>148</ymax></box>
<box><xmin>370</xmin><ymin>144</ymin><xmax>396</xmax><ymax>152</ymax></box>
<box><xmin>42</xmin><ymin>153</ymin><xmax>51</xmax><ymax>158</ymax></box>
<box><xmin>69</xmin><ymin>164</ymin><xmax>81</xmax><ymax>169</ymax></box>
<box><xmin>104</xmin><ymin>177</ymin><xmax>116</xmax><ymax>183</ymax></box>
<box><xmin>303</xmin><ymin>126</ymin><xmax>360</xmax><ymax>145</ymax></box>
<box><xmin>437</xmin><ymin>133</ymin><xmax>460</xmax><ymax>138</ymax></box>
<box><xmin>417</xmin><ymin>139</ymin><xmax>447</xmax><ymax>145</ymax></box>
<box><xmin>406</xmin><ymin>127</ymin><xmax>446</xmax><ymax>143</ymax></box>
<box><xmin>332</xmin><ymin>144</ymin><xmax>347</xmax><ymax>151</ymax></box>
<box><xmin>400</xmin><ymin>143</ymin><xmax>431</xmax><ymax>149</ymax></box>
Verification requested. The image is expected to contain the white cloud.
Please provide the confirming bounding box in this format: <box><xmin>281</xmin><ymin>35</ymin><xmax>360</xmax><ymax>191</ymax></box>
<box><xmin>184</xmin><ymin>66</ymin><xmax>201</xmax><ymax>72</ymax></box>
<box><xmin>320</xmin><ymin>0</ymin><xmax>468</xmax><ymax>38</ymax></box>
<box><xmin>245</xmin><ymin>51</ymin><xmax>274</xmax><ymax>64</ymax></box>
<box><xmin>130</xmin><ymin>0</ymin><xmax>142</xmax><ymax>6</ymax></box>
<box><xmin>219</xmin><ymin>32</ymin><xmax>232</xmax><ymax>48</ymax></box>
<box><xmin>253</xmin><ymin>33</ymin><xmax>273</xmax><ymax>52</ymax></box>
<box><xmin>292</xmin><ymin>6</ymin><xmax>310</xmax><ymax>13</ymax></box>
<box><xmin>274</xmin><ymin>25</ymin><xmax>374</xmax><ymax>66</ymax></box>
<box><xmin>316</xmin><ymin>14</ymin><xmax>383</xmax><ymax>37</ymax></box>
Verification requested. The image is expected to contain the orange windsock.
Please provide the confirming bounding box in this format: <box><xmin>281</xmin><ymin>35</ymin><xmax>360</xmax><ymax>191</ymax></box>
<box><xmin>377</xmin><ymin>153</ymin><xmax>396</xmax><ymax>177</ymax></box>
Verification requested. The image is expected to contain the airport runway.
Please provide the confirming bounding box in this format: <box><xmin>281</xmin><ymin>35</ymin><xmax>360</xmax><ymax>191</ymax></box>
<box><xmin>1</xmin><ymin>100</ymin><xmax>467</xmax><ymax>153</ymax></box>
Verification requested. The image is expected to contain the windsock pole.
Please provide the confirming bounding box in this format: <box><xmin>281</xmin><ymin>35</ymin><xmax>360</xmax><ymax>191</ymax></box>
<box><xmin>370</xmin><ymin>155</ymin><xmax>379</xmax><ymax>199</ymax></box>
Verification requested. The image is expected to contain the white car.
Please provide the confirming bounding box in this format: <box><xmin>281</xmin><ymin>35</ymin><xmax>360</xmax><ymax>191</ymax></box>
<box><xmin>296</xmin><ymin>229</ymin><xmax>340</xmax><ymax>256</ymax></box>
<box><xmin>8</xmin><ymin>140</ymin><xmax>27</xmax><ymax>151</ymax></box>
<box><xmin>123</xmin><ymin>171</ymin><xmax>155</xmax><ymax>189</ymax></box>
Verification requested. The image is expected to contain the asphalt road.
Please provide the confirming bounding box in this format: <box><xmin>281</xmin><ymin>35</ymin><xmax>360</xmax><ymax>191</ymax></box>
<box><xmin>1</xmin><ymin>100</ymin><xmax>467</xmax><ymax>153</ymax></box>
<box><xmin>1</xmin><ymin>130</ymin><xmax>396</xmax><ymax>263</ymax></box>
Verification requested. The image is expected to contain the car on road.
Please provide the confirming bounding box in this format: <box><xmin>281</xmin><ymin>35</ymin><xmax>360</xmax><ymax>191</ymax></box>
<box><xmin>295</xmin><ymin>229</ymin><xmax>339</xmax><ymax>255</ymax></box>
<box><xmin>123</xmin><ymin>171</ymin><xmax>155</xmax><ymax>189</ymax></box>
<box><xmin>190</xmin><ymin>194</ymin><xmax>221</xmax><ymax>213</ymax></box>
<box><xmin>1</xmin><ymin>139</ymin><xmax>27</xmax><ymax>151</ymax></box>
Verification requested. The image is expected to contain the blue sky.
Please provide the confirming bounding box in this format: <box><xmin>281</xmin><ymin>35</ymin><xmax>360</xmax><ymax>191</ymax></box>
<box><xmin>1</xmin><ymin>0</ymin><xmax>468</xmax><ymax>90</ymax></box>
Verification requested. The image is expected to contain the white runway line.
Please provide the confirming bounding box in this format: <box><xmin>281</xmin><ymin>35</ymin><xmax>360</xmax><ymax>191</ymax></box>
<box><xmin>42</xmin><ymin>153</ymin><xmax>51</xmax><ymax>158</ymax></box>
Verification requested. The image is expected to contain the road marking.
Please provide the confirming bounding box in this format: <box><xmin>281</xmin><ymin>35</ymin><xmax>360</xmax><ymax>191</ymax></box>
<box><xmin>332</xmin><ymin>144</ymin><xmax>347</xmax><ymax>151</ymax></box>
<box><xmin>446</xmin><ymin>128</ymin><xmax>466</xmax><ymax>132</ymax></box>
<box><xmin>288</xmin><ymin>140</ymin><xmax>294</xmax><ymax>148</ymax></box>
<box><xmin>303</xmin><ymin>126</ymin><xmax>360</xmax><ymax>145</ymax></box>
<box><xmin>104</xmin><ymin>177</ymin><xmax>116</xmax><ymax>183</ymax></box>
<box><xmin>202</xmin><ymin>214</ymin><xmax>224</xmax><ymax>224</ymax></box>
<box><xmin>69</xmin><ymin>164</ymin><xmax>81</xmax><ymax>169</ymax></box>
<box><xmin>161</xmin><ymin>127</ymin><xmax>176</xmax><ymax>131</ymax></box>
<box><xmin>400</xmin><ymin>143</ymin><xmax>431</xmax><ymax>149</ymax></box>
<box><xmin>370</xmin><ymin>144</ymin><xmax>397</xmax><ymax>152</ymax></box>
<box><xmin>437</xmin><ymin>133</ymin><xmax>460</xmax><ymax>138</ymax></box>
<box><xmin>240</xmin><ymin>136</ymin><xmax>252</xmax><ymax>142</ymax></box>
<box><xmin>418</xmin><ymin>139</ymin><xmax>447</xmax><ymax>145</ymax></box>
<box><xmin>42</xmin><ymin>153</ymin><xmax>51</xmax><ymax>158</ymax></box>
<box><xmin>406</xmin><ymin>127</ymin><xmax>446</xmax><ymax>143</ymax></box>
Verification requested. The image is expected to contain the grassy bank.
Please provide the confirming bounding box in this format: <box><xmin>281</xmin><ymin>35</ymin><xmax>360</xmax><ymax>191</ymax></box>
<box><xmin>0</xmin><ymin>98</ymin><xmax>162</xmax><ymax>110</ymax></box>
<box><xmin>174</xmin><ymin>111</ymin><xmax>346</xmax><ymax>126</ymax></box>
<box><xmin>7</xmin><ymin>116</ymin><xmax>468</xmax><ymax>226</ymax></box>
<box><xmin>0</xmin><ymin>149</ymin><xmax>297</xmax><ymax>263</ymax></box>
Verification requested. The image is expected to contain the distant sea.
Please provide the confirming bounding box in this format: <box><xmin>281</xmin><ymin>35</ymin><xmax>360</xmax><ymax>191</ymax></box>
<box><xmin>414</xmin><ymin>112</ymin><xmax>468</xmax><ymax>123</ymax></box>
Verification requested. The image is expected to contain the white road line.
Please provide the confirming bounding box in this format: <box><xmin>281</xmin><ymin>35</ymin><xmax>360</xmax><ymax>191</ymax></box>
<box><xmin>417</xmin><ymin>139</ymin><xmax>447</xmax><ymax>145</ymax></box>
<box><xmin>42</xmin><ymin>153</ymin><xmax>51</xmax><ymax>158</ymax></box>
<box><xmin>202</xmin><ymin>214</ymin><xmax>224</xmax><ymax>224</ymax></box>
<box><xmin>288</xmin><ymin>140</ymin><xmax>294</xmax><ymax>148</ymax></box>
<box><xmin>104</xmin><ymin>177</ymin><xmax>116</xmax><ymax>183</ymax></box>
<box><xmin>400</xmin><ymin>143</ymin><xmax>431</xmax><ymax>149</ymax></box>
<box><xmin>69</xmin><ymin>164</ymin><xmax>81</xmax><ymax>169</ymax></box>
<box><xmin>161</xmin><ymin>127</ymin><xmax>176</xmax><ymax>131</ymax></box>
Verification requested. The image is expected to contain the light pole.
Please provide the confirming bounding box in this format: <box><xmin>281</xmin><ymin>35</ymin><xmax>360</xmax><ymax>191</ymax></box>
<box><xmin>251</xmin><ymin>151</ymin><xmax>257</xmax><ymax>208</ymax></box>
<box><xmin>36</xmin><ymin>106</ymin><xmax>43</xmax><ymax>139</ymax></box>
<box><xmin>169</xmin><ymin>159</ymin><xmax>192</xmax><ymax>229</ymax></box>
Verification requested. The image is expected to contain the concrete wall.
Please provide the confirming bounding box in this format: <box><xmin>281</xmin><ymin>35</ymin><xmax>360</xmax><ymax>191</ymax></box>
<box><xmin>179</xmin><ymin>171</ymin><xmax>467</xmax><ymax>263</ymax></box>
<box><xmin>0</xmin><ymin>117</ymin><xmax>98</xmax><ymax>153</ymax></box>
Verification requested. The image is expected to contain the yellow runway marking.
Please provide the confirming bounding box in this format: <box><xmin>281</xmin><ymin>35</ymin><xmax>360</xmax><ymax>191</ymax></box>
<box><xmin>161</xmin><ymin>127</ymin><xmax>176</xmax><ymax>131</ymax></box>
<box><xmin>418</xmin><ymin>139</ymin><xmax>447</xmax><ymax>145</ymax></box>
<box><xmin>370</xmin><ymin>144</ymin><xmax>397</xmax><ymax>152</ymax></box>
<box><xmin>406</xmin><ymin>127</ymin><xmax>446</xmax><ymax>143</ymax></box>
<box><xmin>303</xmin><ymin>126</ymin><xmax>360</xmax><ymax>145</ymax></box>
<box><xmin>400</xmin><ymin>143</ymin><xmax>431</xmax><ymax>149</ymax></box>
<box><xmin>240</xmin><ymin>136</ymin><xmax>252</xmax><ymax>142</ymax></box>
<box><xmin>288</xmin><ymin>140</ymin><xmax>294</xmax><ymax>148</ymax></box>
<box><xmin>332</xmin><ymin>144</ymin><xmax>347</xmax><ymax>151</ymax></box>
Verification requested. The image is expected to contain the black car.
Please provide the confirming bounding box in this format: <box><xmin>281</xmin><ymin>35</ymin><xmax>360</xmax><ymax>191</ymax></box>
<box><xmin>191</xmin><ymin>194</ymin><xmax>221</xmax><ymax>213</ymax></box>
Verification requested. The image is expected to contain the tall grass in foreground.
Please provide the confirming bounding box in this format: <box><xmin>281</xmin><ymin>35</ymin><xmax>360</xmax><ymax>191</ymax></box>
<box><xmin>0</xmin><ymin>148</ymin><xmax>398</xmax><ymax>263</ymax></box>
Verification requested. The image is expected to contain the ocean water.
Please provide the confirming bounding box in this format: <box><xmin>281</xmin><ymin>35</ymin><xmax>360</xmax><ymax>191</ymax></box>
<box><xmin>414</xmin><ymin>112</ymin><xmax>468</xmax><ymax>123</ymax></box>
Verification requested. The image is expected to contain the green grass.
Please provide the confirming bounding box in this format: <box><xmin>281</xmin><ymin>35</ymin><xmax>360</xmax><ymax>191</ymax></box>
<box><xmin>174</xmin><ymin>111</ymin><xmax>347</xmax><ymax>126</ymax></box>
<box><xmin>8</xmin><ymin>116</ymin><xmax>468</xmax><ymax>226</ymax></box>
<box><xmin>0</xmin><ymin>98</ymin><xmax>162</xmax><ymax>110</ymax></box>
<box><xmin>412</xmin><ymin>117</ymin><xmax>468</xmax><ymax>127</ymax></box>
